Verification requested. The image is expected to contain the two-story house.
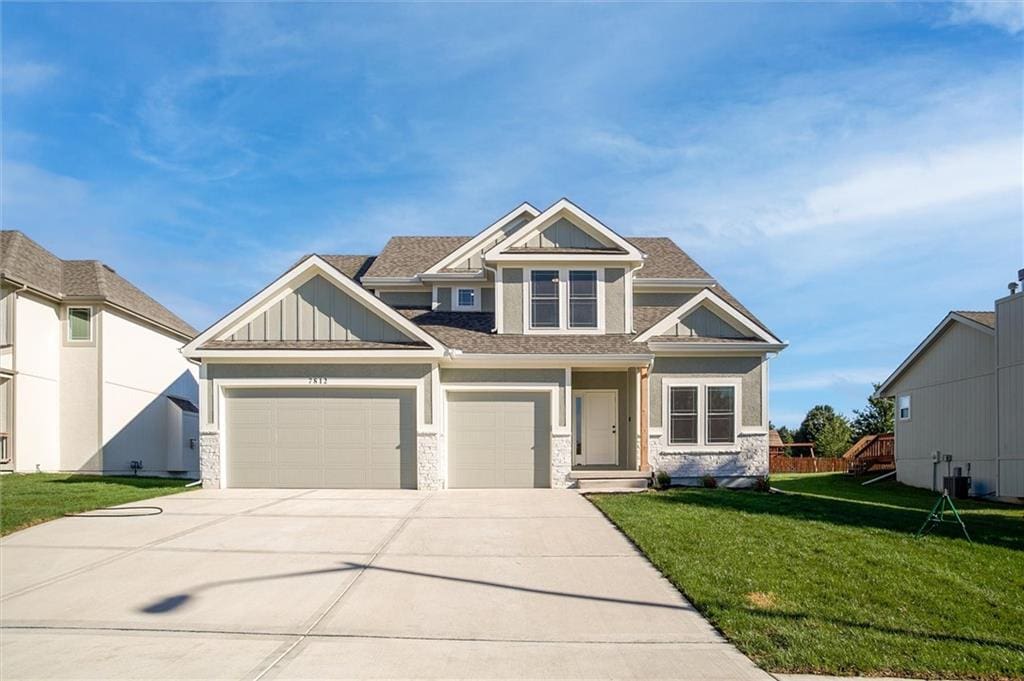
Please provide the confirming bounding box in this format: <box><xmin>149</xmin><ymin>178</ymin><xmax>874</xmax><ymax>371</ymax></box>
<box><xmin>183</xmin><ymin>199</ymin><xmax>786</xmax><ymax>490</ymax></box>
<box><xmin>0</xmin><ymin>231</ymin><xmax>200</xmax><ymax>477</ymax></box>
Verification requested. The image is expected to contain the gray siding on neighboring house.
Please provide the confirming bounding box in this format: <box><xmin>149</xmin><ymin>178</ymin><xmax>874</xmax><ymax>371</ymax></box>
<box><xmin>572</xmin><ymin>370</ymin><xmax>632</xmax><ymax>467</ymax></box>
<box><xmin>650</xmin><ymin>356</ymin><xmax>762</xmax><ymax>429</ymax></box>
<box><xmin>604</xmin><ymin>268</ymin><xmax>626</xmax><ymax>333</ymax></box>
<box><xmin>378</xmin><ymin>290</ymin><xmax>432</xmax><ymax>308</ymax></box>
<box><xmin>525</xmin><ymin>218</ymin><xmax>606</xmax><ymax>249</ymax></box>
<box><xmin>205</xmin><ymin>363</ymin><xmax>434</xmax><ymax>425</ymax></box>
<box><xmin>502</xmin><ymin>268</ymin><xmax>524</xmax><ymax>333</ymax></box>
<box><xmin>441</xmin><ymin>367</ymin><xmax>566</xmax><ymax>427</ymax></box>
<box><xmin>996</xmin><ymin>293</ymin><xmax>1024</xmax><ymax>497</ymax></box>
<box><xmin>889</xmin><ymin>322</ymin><xmax>997</xmax><ymax>495</ymax></box>
<box><xmin>230</xmin><ymin>275</ymin><xmax>412</xmax><ymax>343</ymax></box>
<box><xmin>671</xmin><ymin>307</ymin><xmax>746</xmax><ymax>338</ymax></box>
<box><xmin>634</xmin><ymin>292</ymin><xmax>695</xmax><ymax>308</ymax></box>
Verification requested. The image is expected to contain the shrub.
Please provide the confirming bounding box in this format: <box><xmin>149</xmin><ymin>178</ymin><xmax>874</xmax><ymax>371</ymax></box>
<box><xmin>701</xmin><ymin>475</ymin><xmax>718</xmax><ymax>489</ymax></box>
<box><xmin>655</xmin><ymin>470</ymin><xmax>671</xmax><ymax>490</ymax></box>
<box><xmin>754</xmin><ymin>476</ymin><xmax>772</xmax><ymax>492</ymax></box>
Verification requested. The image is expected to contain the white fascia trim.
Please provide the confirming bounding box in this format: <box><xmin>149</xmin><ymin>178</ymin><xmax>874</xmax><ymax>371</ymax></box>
<box><xmin>419</xmin><ymin>272</ymin><xmax>488</xmax><ymax>282</ymax></box>
<box><xmin>360</xmin><ymin>276</ymin><xmax>421</xmax><ymax>286</ymax></box>
<box><xmin>440</xmin><ymin>353</ymin><xmax>652</xmax><ymax>368</ymax></box>
<box><xmin>483</xmin><ymin>199</ymin><xmax>646</xmax><ymax>261</ymax></box>
<box><xmin>426</xmin><ymin>202</ymin><xmax>541</xmax><ymax>274</ymax></box>
<box><xmin>647</xmin><ymin>343</ymin><xmax>787</xmax><ymax>355</ymax></box>
<box><xmin>191</xmin><ymin>349</ymin><xmax>445</xmax><ymax>361</ymax></box>
<box><xmin>488</xmin><ymin>253</ymin><xmax>643</xmax><ymax>264</ymax></box>
<box><xmin>633</xmin><ymin>288</ymin><xmax>783</xmax><ymax>344</ymax></box>
<box><xmin>876</xmin><ymin>312</ymin><xmax>995</xmax><ymax>397</ymax></box>
<box><xmin>633</xmin><ymin>278</ymin><xmax>717</xmax><ymax>288</ymax></box>
<box><xmin>183</xmin><ymin>255</ymin><xmax>445</xmax><ymax>357</ymax></box>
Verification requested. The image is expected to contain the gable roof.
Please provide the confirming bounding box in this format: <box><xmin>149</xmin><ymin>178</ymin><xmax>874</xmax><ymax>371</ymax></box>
<box><xmin>0</xmin><ymin>230</ymin><xmax>197</xmax><ymax>339</ymax></box>
<box><xmin>633</xmin><ymin>288</ymin><xmax>783</xmax><ymax>344</ymax></box>
<box><xmin>627</xmin><ymin>237</ymin><xmax>712</xmax><ymax>279</ymax></box>
<box><xmin>183</xmin><ymin>254</ymin><xmax>445</xmax><ymax>358</ymax></box>
<box><xmin>876</xmin><ymin>310</ymin><xmax>996</xmax><ymax>396</ymax></box>
<box><xmin>426</xmin><ymin>202</ymin><xmax>540</xmax><ymax>274</ymax></box>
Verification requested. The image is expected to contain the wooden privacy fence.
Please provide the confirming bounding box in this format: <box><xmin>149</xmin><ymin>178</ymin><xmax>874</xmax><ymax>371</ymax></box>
<box><xmin>769</xmin><ymin>456</ymin><xmax>849</xmax><ymax>474</ymax></box>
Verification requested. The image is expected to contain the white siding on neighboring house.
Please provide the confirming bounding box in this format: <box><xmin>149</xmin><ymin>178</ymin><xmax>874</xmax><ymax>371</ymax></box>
<box><xmin>890</xmin><ymin>322</ymin><xmax>997</xmax><ymax>495</ymax></box>
<box><xmin>101</xmin><ymin>308</ymin><xmax>199</xmax><ymax>476</ymax></box>
<box><xmin>14</xmin><ymin>293</ymin><xmax>61</xmax><ymax>472</ymax></box>
<box><xmin>996</xmin><ymin>292</ymin><xmax>1024</xmax><ymax>498</ymax></box>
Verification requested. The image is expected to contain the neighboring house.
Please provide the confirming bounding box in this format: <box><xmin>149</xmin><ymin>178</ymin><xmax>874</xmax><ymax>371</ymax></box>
<box><xmin>182</xmin><ymin>199</ymin><xmax>787</xmax><ymax>490</ymax></box>
<box><xmin>0</xmin><ymin>231</ymin><xmax>200</xmax><ymax>477</ymax></box>
<box><xmin>878</xmin><ymin>279</ymin><xmax>1024</xmax><ymax>501</ymax></box>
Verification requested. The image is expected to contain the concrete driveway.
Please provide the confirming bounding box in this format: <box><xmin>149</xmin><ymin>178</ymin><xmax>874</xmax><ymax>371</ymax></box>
<box><xmin>0</xmin><ymin>489</ymin><xmax>770</xmax><ymax>680</ymax></box>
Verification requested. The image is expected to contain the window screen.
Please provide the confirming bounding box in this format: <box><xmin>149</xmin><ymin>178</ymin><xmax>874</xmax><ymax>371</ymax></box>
<box><xmin>568</xmin><ymin>270</ymin><xmax>597</xmax><ymax>328</ymax></box>
<box><xmin>706</xmin><ymin>386</ymin><xmax>735</xmax><ymax>444</ymax></box>
<box><xmin>530</xmin><ymin>270</ymin><xmax>559</xmax><ymax>328</ymax></box>
<box><xmin>669</xmin><ymin>386</ymin><xmax>698</xmax><ymax>444</ymax></box>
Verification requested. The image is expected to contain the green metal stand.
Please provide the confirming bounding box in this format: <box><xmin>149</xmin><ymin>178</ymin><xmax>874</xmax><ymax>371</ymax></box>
<box><xmin>915</xmin><ymin>490</ymin><xmax>971</xmax><ymax>543</ymax></box>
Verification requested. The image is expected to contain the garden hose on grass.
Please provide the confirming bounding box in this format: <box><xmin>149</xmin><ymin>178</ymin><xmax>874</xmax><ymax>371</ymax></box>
<box><xmin>64</xmin><ymin>506</ymin><xmax>163</xmax><ymax>518</ymax></box>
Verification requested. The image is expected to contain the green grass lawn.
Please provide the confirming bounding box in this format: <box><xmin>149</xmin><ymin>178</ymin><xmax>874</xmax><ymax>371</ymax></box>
<box><xmin>0</xmin><ymin>473</ymin><xmax>192</xmax><ymax>536</ymax></box>
<box><xmin>590</xmin><ymin>473</ymin><xmax>1024</xmax><ymax>680</ymax></box>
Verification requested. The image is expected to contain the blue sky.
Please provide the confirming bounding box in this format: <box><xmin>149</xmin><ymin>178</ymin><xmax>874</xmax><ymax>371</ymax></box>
<box><xmin>3</xmin><ymin>2</ymin><xmax>1022</xmax><ymax>427</ymax></box>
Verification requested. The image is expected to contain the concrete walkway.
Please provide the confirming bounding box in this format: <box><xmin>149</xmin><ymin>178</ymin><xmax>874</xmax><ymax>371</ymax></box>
<box><xmin>1</xmin><ymin>488</ymin><xmax>770</xmax><ymax>680</ymax></box>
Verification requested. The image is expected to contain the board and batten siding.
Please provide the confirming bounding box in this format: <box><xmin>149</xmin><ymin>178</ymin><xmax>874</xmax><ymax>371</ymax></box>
<box><xmin>525</xmin><ymin>218</ymin><xmax>606</xmax><ymax>249</ymax></box>
<box><xmin>889</xmin><ymin>321</ymin><xmax>998</xmax><ymax>495</ymax></box>
<box><xmin>996</xmin><ymin>292</ymin><xmax>1024</xmax><ymax>497</ymax></box>
<box><xmin>649</xmin><ymin>356</ymin><xmax>763</xmax><ymax>429</ymax></box>
<box><xmin>230</xmin><ymin>275</ymin><xmax>413</xmax><ymax>344</ymax></box>
<box><xmin>670</xmin><ymin>307</ymin><xmax>747</xmax><ymax>339</ymax></box>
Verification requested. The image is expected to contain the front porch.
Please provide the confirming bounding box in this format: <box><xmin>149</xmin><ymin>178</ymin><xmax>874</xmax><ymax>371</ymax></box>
<box><xmin>567</xmin><ymin>367</ymin><xmax>651</xmax><ymax>490</ymax></box>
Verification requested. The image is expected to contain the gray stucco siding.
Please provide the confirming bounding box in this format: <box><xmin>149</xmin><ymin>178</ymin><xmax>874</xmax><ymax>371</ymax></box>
<box><xmin>205</xmin><ymin>363</ymin><xmax>434</xmax><ymax>425</ymax></box>
<box><xmin>502</xmin><ymin>268</ymin><xmax>524</xmax><ymax>333</ymax></box>
<box><xmin>441</xmin><ymin>367</ymin><xmax>566</xmax><ymax>427</ymax></box>
<box><xmin>634</xmin><ymin>292</ymin><xmax>695</xmax><ymax>309</ymax></box>
<box><xmin>650</xmin><ymin>356</ymin><xmax>762</xmax><ymax>428</ymax></box>
<box><xmin>604</xmin><ymin>268</ymin><xmax>626</xmax><ymax>333</ymax></box>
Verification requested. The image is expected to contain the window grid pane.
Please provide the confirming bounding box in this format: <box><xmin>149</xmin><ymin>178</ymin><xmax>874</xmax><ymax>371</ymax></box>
<box><xmin>705</xmin><ymin>386</ymin><xmax>735</xmax><ymax>444</ymax></box>
<box><xmin>457</xmin><ymin>289</ymin><xmax>475</xmax><ymax>307</ymax></box>
<box><xmin>69</xmin><ymin>308</ymin><xmax>91</xmax><ymax>341</ymax></box>
<box><xmin>531</xmin><ymin>271</ymin><xmax>560</xmax><ymax>328</ymax></box>
<box><xmin>568</xmin><ymin>270</ymin><xmax>597</xmax><ymax>329</ymax></box>
<box><xmin>669</xmin><ymin>386</ymin><xmax>698</xmax><ymax>444</ymax></box>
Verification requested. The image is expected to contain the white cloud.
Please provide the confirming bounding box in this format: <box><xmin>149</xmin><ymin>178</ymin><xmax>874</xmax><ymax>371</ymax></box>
<box><xmin>2</xmin><ymin>61</ymin><xmax>59</xmax><ymax>94</ymax></box>
<box><xmin>772</xmin><ymin>368</ymin><xmax>892</xmax><ymax>392</ymax></box>
<box><xmin>948</xmin><ymin>1</ymin><xmax>1024</xmax><ymax>35</ymax></box>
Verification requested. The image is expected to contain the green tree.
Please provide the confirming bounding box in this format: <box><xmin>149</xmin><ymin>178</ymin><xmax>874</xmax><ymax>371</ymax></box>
<box><xmin>851</xmin><ymin>383</ymin><xmax>894</xmax><ymax>439</ymax></box>
<box><xmin>798</xmin><ymin>405</ymin><xmax>852</xmax><ymax>457</ymax></box>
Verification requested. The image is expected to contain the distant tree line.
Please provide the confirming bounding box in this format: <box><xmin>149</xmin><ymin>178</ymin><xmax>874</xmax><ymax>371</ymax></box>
<box><xmin>773</xmin><ymin>383</ymin><xmax>894</xmax><ymax>458</ymax></box>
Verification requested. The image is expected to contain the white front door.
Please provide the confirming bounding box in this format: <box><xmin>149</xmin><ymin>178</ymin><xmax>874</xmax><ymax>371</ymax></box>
<box><xmin>580</xmin><ymin>391</ymin><xmax>617</xmax><ymax>466</ymax></box>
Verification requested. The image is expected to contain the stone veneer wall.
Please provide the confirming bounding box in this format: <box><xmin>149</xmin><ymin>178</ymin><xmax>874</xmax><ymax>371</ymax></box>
<box><xmin>650</xmin><ymin>432</ymin><xmax>768</xmax><ymax>487</ymax></box>
<box><xmin>199</xmin><ymin>431</ymin><xmax>220</xmax><ymax>488</ymax></box>
<box><xmin>416</xmin><ymin>431</ymin><xmax>443</xmax><ymax>491</ymax></box>
<box><xmin>551</xmin><ymin>433</ymin><xmax>573</xmax><ymax>488</ymax></box>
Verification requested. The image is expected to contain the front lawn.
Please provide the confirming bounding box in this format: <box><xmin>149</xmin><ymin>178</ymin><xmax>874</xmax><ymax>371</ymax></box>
<box><xmin>0</xmin><ymin>473</ymin><xmax>191</xmax><ymax>536</ymax></box>
<box><xmin>590</xmin><ymin>473</ymin><xmax>1024</xmax><ymax>680</ymax></box>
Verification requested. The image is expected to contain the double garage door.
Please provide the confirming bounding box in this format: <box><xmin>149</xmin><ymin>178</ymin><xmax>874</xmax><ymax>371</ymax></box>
<box><xmin>225</xmin><ymin>388</ymin><xmax>550</xmax><ymax>489</ymax></box>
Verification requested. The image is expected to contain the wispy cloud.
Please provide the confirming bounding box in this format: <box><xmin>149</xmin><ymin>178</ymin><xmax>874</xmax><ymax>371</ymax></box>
<box><xmin>772</xmin><ymin>368</ymin><xmax>892</xmax><ymax>393</ymax></box>
<box><xmin>948</xmin><ymin>1</ymin><xmax>1024</xmax><ymax>35</ymax></box>
<box><xmin>2</xmin><ymin>60</ymin><xmax>59</xmax><ymax>93</ymax></box>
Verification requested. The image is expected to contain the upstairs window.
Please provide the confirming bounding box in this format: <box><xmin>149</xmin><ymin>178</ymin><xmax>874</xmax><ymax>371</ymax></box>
<box><xmin>568</xmin><ymin>270</ymin><xmax>598</xmax><ymax>328</ymax></box>
<box><xmin>898</xmin><ymin>394</ymin><xmax>911</xmax><ymax>421</ymax></box>
<box><xmin>68</xmin><ymin>307</ymin><xmax>92</xmax><ymax>342</ymax></box>
<box><xmin>454</xmin><ymin>287</ymin><xmax>479</xmax><ymax>311</ymax></box>
<box><xmin>530</xmin><ymin>270</ymin><xmax>560</xmax><ymax>328</ymax></box>
<box><xmin>706</xmin><ymin>386</ymin><xmax>736</xmax><ymax>444</ymax></box>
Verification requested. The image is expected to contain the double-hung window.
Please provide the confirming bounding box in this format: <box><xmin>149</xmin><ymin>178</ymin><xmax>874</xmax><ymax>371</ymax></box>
<box><xmin>568</xmin><ymin>270</ymin><xmax>598</xmax><ymax>329</ymax></box>
<box><xmin>669</xmin><ymin>386</ymin><xmax>698</xmax><ymax>445</ymax></box>
<box><xmin>705</xmin><ymin>386</ymin><xmax>736</xmax><ymax>444</ymax></box>
<box><xmin>667</xmin><ymin>383</ymin><xmax>738</xmax><ymax>446</ymax></box>
<box><xmin>530</xmin><ymin>270</ymin><xmax>560</xmax><ymax>328</ymax></box>
<box><xmin>898</xmin><ymin>395</ymin><xmax>911</xmax><ymax>421</ymax></box>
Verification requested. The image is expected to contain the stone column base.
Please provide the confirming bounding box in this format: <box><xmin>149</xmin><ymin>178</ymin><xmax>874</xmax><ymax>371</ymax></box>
<box><xmin>417</xmin><ymin>431</ymin><xmax>444</xmax><ymax>490</ymax></box>
<box><xmin>199</xmin><ymin>431</ymin><xmax>221</xmax><ymax>488</ymax></box>
<box><xmin>551</xmin><ymin>432</ymin><xmax>573</xmax><ymax>488</ymax></box>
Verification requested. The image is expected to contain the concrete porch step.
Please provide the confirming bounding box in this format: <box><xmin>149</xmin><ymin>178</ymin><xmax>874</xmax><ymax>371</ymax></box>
<box><xmin>570</xmin><ymin>469</ymin><xmax>651</xmax><ymax>492</ymax></box>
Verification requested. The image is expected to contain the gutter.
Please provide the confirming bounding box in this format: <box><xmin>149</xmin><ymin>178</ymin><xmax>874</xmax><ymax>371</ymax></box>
<box><xmin>633</xmin><ymin>277</ymin><xmax>717</xmax><ymax>288</ymax></box>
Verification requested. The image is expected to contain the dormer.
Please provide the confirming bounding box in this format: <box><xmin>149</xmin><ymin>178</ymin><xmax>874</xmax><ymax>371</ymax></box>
<box><xmin>484</xmin><ymin>199</ymin><xmax>646</xmax><ymax>335</ymax></box>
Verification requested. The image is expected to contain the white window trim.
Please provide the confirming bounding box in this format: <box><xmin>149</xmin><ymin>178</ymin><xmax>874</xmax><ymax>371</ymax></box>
<box><xmin>662</xmin><ymin>378</ymin><xmax>742</xmax><ymax>451</ymax></box>
<box><xmin>898</xmin><ymin>394</ymin><xmax>911</xmax><ymax>422</ymax></box>
<box><xmin>522</xmin><ymin>267</ymin><xmax>605</xmax><ymax>334</ymax></box>
<box><xmin>67</xmin><ymin>305</ymin><xmax>94</xmax><ymax>342</ymax></box>
<box><xmin>453</xmin><ymin>286</ymin><xmax>481</xmax><ymax>312</ymax></box>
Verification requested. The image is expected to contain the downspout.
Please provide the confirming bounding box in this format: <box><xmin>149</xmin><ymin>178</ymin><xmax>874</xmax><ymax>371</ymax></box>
<box><xmin>482</xmin><ymin>262</ymin><xmax>499</xmax><ymax>334</ymax></box>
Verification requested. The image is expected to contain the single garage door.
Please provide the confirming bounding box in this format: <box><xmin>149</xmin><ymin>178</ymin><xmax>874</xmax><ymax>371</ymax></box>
<box><xmin>226</xmin><ymin>388</ymin><xmax>416</xmax><ymax>488</ymax></box>
<box><xmin>447</xmin><ymin>392</ymin><xmax>550</xmax><ymax>488</ymax></box>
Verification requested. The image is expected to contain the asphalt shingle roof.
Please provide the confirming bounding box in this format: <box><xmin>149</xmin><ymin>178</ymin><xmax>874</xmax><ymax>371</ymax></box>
<box><xmin>0</xmin><ymin>230</ymin><xmax>197</xmax><ymax>338</ymax></box>
<box><xmin>954</xmin><ymin>311</ymin><xmax>995</xmax><ymax>329</ymax></box>
<box><xmin>363</xmin><ymin>236</ymin><xmax>471</xmax><ymax>278</ymax></box>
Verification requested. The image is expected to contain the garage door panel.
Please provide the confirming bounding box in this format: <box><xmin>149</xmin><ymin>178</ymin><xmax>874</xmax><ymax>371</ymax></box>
<box><xmin>226</xmin><ymin>388</ymin><xmax>416</xmax><ymax>489</ymax></box>
<box><xmin>448</xmin><ymin>392</ymin><xmax>550</xmax><ymax>489</ymax></box>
